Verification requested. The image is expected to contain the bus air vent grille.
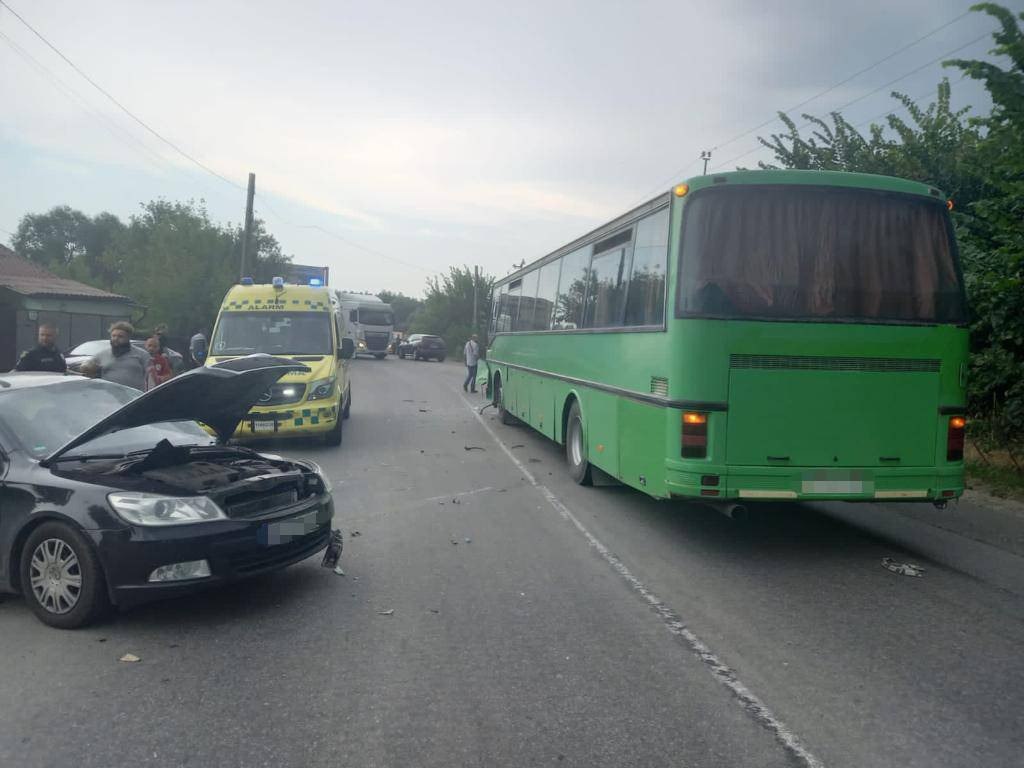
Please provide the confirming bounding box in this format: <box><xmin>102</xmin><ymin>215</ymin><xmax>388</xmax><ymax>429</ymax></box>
<box><xmin>729</xmin><ymin>355</ymin><xmax>940</xmax><ymax>373</ymax></box>
<box><xmin>650</xmin><ymin>376</ymin><xmax>669</xmax><ymax>396</ymax></box>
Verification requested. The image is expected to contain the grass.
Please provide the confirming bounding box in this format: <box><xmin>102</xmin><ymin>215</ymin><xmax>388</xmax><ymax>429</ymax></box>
<box><xmin>965</xmin><ymin>459</ymin><xmax>1024</xmax><ymax>502</ymax></box>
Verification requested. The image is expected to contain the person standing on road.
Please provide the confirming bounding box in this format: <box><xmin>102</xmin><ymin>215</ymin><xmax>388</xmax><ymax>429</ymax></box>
<box><xmin>463</xmin><ymin>334</ymin><xmax>480</xmax><ymax>393</ymax></box>
<box><xmin>81</xmin><ymin>321</ymin><xmax>150</xmax><ymax>391</ymax></box>
<box><xmin>15</xmin><ymin>323</ymin><xmax>67</xmax><ymax>373</ymax></box>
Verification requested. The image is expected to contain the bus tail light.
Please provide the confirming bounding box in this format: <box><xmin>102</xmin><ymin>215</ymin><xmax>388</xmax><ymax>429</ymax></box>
<box><xmin>946</xmin><ymin>416</ymin><xmax>966</xmax><ymax>461</ymax></box>
<box><xmin>682</xmin><ymin>412</ymin><xmax>708</xmax><ymax>458</ymax></box>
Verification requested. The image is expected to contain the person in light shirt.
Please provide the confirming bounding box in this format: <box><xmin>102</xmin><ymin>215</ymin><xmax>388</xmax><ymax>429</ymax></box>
<box><xmin>463</xmin><ymin>334</ymin><xmax>479</xmax><ymax>393</ymax></box>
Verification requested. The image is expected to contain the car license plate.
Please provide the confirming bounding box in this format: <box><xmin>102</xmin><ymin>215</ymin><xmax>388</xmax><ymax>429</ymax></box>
<box><xmin>801</xmin><ymin>470</ymin><xmax>868</xmax><ymax>495</ymax></box>
<box><xmin>260</xmin><ymin>509</ymin><xmax>322</xmax><ymax>546</ymax></box>
<box><xmin>253</xmin><ymin>420</ymin><xmax>276</xmax><ymax>433</ymax></box>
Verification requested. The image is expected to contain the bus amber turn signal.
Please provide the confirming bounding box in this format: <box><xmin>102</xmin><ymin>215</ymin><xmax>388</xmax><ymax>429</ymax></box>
<box><xmin>681</xmin><ymin>412</ymin><xmax>708</xmax><ymax>458</ymax></box>
<box><xmin>674</xmin><ymin>183</ymin><xmax>689</xmax><ymax>197</ymax></box>
<box><xmin>947</xmin><ymin>416</ymin><xmax>966</xmax><ymax>462</ymax></box>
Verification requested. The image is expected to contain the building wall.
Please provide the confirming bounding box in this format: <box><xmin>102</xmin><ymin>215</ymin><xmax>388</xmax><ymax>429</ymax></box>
<box><xmin>2</xmin><ymin>300</ymin><xmax>133</xmax><ymax>368</ymax></box>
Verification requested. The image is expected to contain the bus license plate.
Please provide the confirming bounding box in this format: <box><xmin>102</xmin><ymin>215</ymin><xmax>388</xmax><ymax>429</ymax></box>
<box><xmin>801</xmin><ymin>470</ymin><xmax>865</xmax><ymax>494</ymax></box>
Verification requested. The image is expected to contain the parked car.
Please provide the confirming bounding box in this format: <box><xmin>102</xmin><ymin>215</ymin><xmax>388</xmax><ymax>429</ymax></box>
<box><xmin>0</xmin><ymin>357</ymin><xmax>335</xmax><ymax>628</ymax></box>
<box><xmin>397</xmin><ymin>334</ymin><xmax>447</xmax><ymax>362</ymax></box>
<box><xmin>65</xmin><ymin>339</ymin><xmax>184</xmax><ymax>373</ymax></box>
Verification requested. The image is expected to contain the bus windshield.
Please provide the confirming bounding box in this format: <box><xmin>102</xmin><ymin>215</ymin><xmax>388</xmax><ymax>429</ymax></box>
<box><xmin>358</xmin><ymin>308</ymin><xmax>394</xmax><ymax>326</ymax></box>
<box><xmin>211</xmin><ymin>311</ymin><xmax>333</xmax><ymax>355</ymax></box>
<box><xmin>677</xmin><ymin>186</ymin><xmax>967</xmax><ymax>324</ymax></box>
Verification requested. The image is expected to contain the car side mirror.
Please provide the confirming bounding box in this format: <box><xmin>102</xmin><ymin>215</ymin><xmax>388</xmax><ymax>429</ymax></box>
<box><xmin>339</xmin><ymin>337</ymin><xmax>355</xmax><ymax>359</ymax></box>
<box><xmin>190</xmin><ymin>334</ymin><xmax>208</xmax><ymax>363</ymax></box>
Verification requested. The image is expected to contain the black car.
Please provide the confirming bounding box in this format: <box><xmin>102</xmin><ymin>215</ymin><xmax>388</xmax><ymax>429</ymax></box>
<box><xmin>0</xmin><ymin>357</ymin><xmax>335</xmax><ymax>628</ymax></box>
<box><xmin>397</xmin><ymin>334</ymin><xmax>447</xmax><ymax>362</ymax></box>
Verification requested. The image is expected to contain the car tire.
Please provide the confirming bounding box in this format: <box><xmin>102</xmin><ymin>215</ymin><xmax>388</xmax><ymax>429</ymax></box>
<box><xmin>495</xmin><ymin>377</ymin><xmax>516</xmax><ymax>426</ymax></box>
<box><xmin>414</xmin><ymin>351</ymin><xmax>421</xmax><ymax>361</ymax></box>
<box><xmin>325</xmin><ymin>415</ymin><xmax>343</xmax><ymax>447</ymax></box>
<box><xmin>565</xmin><ymin>400</ymin><xmax>593</xmax><ymax>486</ymax></box>
<box><xmin>342</xmin><ymin>386</ymin><xmax>351</xmax><ymax>420</ymax></box>
<box><xmin>20</xmin><ymin>521</ymin><xmax>109</xmax><ymax>629</ymax></box>
<box><xmin>437</xmin><ymin>355</ymin><xmax>446</xmax><ymax>363</ymax></box>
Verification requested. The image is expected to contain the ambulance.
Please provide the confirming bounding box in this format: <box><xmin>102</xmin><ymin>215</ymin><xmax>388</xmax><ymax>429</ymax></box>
<box><xmin>206</xmin><ymin>277</ymin><xmax>353</xmax><ymax>445</ymax></box>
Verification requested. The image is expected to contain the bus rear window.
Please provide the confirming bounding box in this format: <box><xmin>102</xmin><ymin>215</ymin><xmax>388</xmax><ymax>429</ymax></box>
<box><xmin>677</xmin><ymin>186</ymin><xmax>967</xmax><ymax>324</ymax></box>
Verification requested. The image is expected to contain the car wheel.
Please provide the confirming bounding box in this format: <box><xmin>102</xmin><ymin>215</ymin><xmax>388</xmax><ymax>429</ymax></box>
<box><xmin>437</xmin><ymin>355</ymin><xmax>446</xmax><ymax>363</ymax></box>
<box><xmin>495</xmin><ymin>377</ymin><xmax>516</xmax><ymax>426</ymax></box>
<box><xmin>565</xmin><ymin>400</ymin><xmax>593</xmax><ymax>485</ymax></box>
<box><xmin>324</xmin><ymin>415</ymin><xmax>343</xmax><ymax>446</ymax></box>
<box><xmin>342</xmin><ymin>386</ymin><xmax>351</xmax><ymax>420</ymax></box>
<box><xmin>414</xmin><ymin>351</ymin><xmax>421</xmax><ymax>361</ymax></box>
<box><xmin>20</xmin><ymin>521</ymin><xmax>109</xmax><ymax>629</ymax></box>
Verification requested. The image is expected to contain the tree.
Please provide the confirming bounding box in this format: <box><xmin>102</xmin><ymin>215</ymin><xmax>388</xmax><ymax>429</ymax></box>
<box><xmin>377</xmin><ymin>290</ymin><xmax>423</xmax><ymax>331</ymax></box>
<box><xmin>411</xmin><ymin>266</ymin><xmax>495</xmax><ymax>357</ymax></box>
<box><xmin>945</xmin><ymin>3</ymin><xmax>1024</xmax><ymax>459</ymax></box>
<box><xmin>13</xmin><ymin>206</ymin><xmax>126</xmax><ymax>287</ymax></box>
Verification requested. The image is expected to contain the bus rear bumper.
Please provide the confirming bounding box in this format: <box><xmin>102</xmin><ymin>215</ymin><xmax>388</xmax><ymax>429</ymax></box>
<box><xmin>664</xmin><ymin>463</ymin><xmax>964</xmax><ymax>503</ymax></box>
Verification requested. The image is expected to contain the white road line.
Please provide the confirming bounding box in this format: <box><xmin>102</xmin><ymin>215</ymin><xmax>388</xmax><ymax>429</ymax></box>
<box><xmin>465</xmin><ymin>399</ymin><xmax>825</xmax><ymax>768</ymax></box>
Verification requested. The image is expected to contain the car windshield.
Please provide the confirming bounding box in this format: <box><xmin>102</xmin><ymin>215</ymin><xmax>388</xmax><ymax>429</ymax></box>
<box><xmin>211</xmin><ymin>311</ymin><xmax>333</xmax><ymax>355</ymax></box>
<box><xmin>0</xmin><ymin>380</ymin><xmax>212</xmax><ymax>459</ymax></box>
<box><xmin>358</xmin><ymin>308</ymin><xmax>393</xmax><ymax>326</ymax></box>
<box><xmin>67</xmin><ymin>340</ymin><xmax>110</xmax><ymax>357</ymax></box>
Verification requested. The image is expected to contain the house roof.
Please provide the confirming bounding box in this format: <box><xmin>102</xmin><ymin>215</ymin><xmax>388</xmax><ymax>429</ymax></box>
<box><xmin>0</xmin><ymin>244</ymin><xmax>133</xmax><ymax>302</ymax></box>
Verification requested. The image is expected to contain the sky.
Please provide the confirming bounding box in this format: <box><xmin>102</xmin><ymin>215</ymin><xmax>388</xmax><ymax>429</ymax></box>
<box><xmin>0</xmin><ymin>0</ymin><xmax>1016</xmax><ymax>297</ymax></box>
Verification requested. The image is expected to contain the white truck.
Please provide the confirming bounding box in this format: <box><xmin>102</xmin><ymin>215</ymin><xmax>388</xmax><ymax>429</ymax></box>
<box><xmin>335</xmin><ymin>292</ymin><xmax>395</xmax><ymax>359</ymax></box>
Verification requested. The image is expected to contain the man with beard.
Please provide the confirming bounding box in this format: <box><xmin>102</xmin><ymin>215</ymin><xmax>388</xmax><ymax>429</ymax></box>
<box><xmin>81</xmin><ymin>321</ymin><xmax>150</xmax><ymax>390</ymax></box>
<box><xmin>15</xmin><ymin>323</ymin><xmax>67</xmax><ymax>373</ymax></box>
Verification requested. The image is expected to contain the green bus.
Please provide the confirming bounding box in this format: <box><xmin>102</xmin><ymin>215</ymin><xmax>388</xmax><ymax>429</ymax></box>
<box><xmin>484</xmin><ymin>170</ymin><xmax>969</xmax><ymax>509</ymax></box>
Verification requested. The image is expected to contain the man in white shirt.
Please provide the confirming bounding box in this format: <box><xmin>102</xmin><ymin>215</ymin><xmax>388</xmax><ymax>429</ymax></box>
<box><xmin>463</xmin><ymin>334</ymin><xmax>480</xmax><ymax>393</ymax></box>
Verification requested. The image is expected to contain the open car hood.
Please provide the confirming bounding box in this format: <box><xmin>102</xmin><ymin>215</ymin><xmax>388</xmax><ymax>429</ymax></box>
<box><xmin>43</xmin><ymin>356</ymin><xmax>310</xmax><ymax>464</ymax></box>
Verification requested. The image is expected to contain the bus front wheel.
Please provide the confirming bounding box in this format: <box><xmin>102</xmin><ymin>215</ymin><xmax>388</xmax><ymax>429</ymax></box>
<box><xmin>565</xmin><ymin>401</ymin><xmax>592</xmax><ymax>485</ymax></box>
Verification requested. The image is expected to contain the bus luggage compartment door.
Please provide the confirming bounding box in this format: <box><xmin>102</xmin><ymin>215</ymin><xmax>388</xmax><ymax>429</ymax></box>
<box><xmin>724</xmin><ymin>366</ymin><xmax>939</xmax><ymax>468</ymax></box>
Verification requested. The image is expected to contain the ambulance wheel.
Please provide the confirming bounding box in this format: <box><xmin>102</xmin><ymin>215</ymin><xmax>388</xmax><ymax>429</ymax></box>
<box><xmin>324</xmin><ymin>417</ymin><xmax>343</xmax><ymax>447</ymax></box>
<box><xmin>342</xmin><ymin>387</ymin><xmax>351</xmax><ymax>420</ymax></box>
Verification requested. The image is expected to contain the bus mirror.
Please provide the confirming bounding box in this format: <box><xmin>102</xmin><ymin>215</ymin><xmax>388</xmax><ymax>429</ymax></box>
<box><xmin>339</xmin><ymin>338</ymin><xmax>355</xmax><ymax>359</ymax></box>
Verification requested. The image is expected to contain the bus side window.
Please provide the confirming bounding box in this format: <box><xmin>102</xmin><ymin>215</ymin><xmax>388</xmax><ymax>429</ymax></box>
<box><xmin>625</xmin><ymin>207</ymin><xmax>670</xmax><ymax>326</ymax></box>
<box><xmin>552</xmin><ymin>246</ymin><xmax>589</xmax><ymax>330</ymax></box>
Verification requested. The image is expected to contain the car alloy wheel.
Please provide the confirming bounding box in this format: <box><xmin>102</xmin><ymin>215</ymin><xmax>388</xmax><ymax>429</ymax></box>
<box><xmin>29</xmin><ymin>538</ymin><xmax>82</xmax><ymax>615</ymax></box>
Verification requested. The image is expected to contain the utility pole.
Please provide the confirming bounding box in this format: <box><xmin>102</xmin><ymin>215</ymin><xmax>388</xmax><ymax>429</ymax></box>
<box><xmin>472</xmin><ymin>265</ymin><xmax>479</xmax><ymax>338</ymax></box>
<box><xmin>701</xmin><ymin>150</ymin><xmax>712</xmax><ymax>175</ymax></box>
<box><xmin>240</xmin><ymin>172</ymin><xmax>255</xmax><ymax>279</ymax></box>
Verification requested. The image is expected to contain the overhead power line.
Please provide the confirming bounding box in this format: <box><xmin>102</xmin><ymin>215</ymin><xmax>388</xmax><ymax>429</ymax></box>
<box><xmin>0</xmin><ymin>0</ymin><xmax>245</xmax><ymax>191</ymax></box>
<box><xmin>649</xmin><ymin>8</ymin><xmax>976</xmax><ymax>193</ymax></box>
<box><xmin>713</xmin><ymin>31</ymin><xmax>989</xmax><ymax>171</ymax></box>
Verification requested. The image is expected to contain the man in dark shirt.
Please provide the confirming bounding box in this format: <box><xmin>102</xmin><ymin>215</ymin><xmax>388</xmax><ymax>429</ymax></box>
<box><xmin>15</xmin><ymin>323</ymin><xmax>67</xmax><ymax>373</ymax></box>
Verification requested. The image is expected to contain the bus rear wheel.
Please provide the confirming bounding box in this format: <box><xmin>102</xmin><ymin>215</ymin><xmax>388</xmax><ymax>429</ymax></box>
<box><xmin>565</xmin><ymin>401</ymin><xmax>592</xmax><ymax>485</ymax></box>
<box><xmin>495</xmin><ymin>377</ymin><xmax>516</xmax><ymax>425</ymax></box>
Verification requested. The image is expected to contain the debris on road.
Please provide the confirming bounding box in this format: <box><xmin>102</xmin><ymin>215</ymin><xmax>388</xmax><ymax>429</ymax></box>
<box><xmin>881</xmin><ymin>557</ymin><xmax>925</xmax><ymax>577</ymax></box>
<box><xmin>402</xmin><ymin>399</ymin><xmax>415</xmax><ymax>402</ymax></box>
<box><xmin>419</xmin><ymin>409</ymin><xmax>430</xmax><ymax>413</ymax></box>
<box><xmin>377</xmin><ymin>609</ymin><xmax>395</xmax><ymax>616</ymax></box>
<box><xmin>464</xmin><ymin>445</ymin><xmax>486</xmax><ymax>451</ymax></box>
<box><xmin>351</xmin><ymin>531</ymin><xmax>362</xmax><ymax>537</ymax></box>
<box><xmin>528</xmin><ymin>458</ymin><xmax>542</xmax><ymax>463</ymax></box>
<box><xmin>510</xmin><ymin>444</ymin><xmax>524</xmax><ymax>449</ymax></box>
<box><xmin>119</xmin><ymin>653</ymin><xmax>141</xmax><ymax>663</ymax></box>
<box><xmin>450</xmin><ymin>538</ymin><xmax>459</xmax><ymax>545</ymax></box>
<box><xmin>464</xmin><ymin>538</ymin><xmax>472</xmax><ymax>544</ymax></box>
<box><xmin>452</xmin><ymin>498</ymin><xmax>461</xmax><ymax>504</ymax></box>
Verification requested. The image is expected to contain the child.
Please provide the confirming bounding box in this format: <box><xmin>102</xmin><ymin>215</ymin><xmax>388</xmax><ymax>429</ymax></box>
<box><xmin>144</xmin><ymin>336</ymin><xmax>174</xmax><ymax>390</ymax></box>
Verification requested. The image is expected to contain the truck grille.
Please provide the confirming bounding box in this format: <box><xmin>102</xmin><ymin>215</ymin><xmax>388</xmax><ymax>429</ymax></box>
<box><xmin>729</xmin><ymin>354</ymin><xmax>940</xmax><ymax>373</ymax></box>
<box><xmin>364</xmin><ymin>332</ymin><xmax>389</xmax><ymax>351</ymax></box>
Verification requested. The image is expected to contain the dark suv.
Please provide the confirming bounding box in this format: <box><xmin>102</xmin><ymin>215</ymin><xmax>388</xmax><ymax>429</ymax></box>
<box><xmin>397</xmin><ymin>334</ymin><xmax>447</xmax><ymax>362</ymax></box>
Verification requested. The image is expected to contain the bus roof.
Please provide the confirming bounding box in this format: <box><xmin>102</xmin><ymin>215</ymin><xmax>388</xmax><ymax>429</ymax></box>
<box><xmin>496</xmin><ymin>169</ymin><xmax>947</xmax><ymax>288</ymax></box>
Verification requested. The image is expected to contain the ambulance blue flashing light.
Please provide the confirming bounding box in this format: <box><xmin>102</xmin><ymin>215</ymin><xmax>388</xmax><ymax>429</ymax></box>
<box><xmin>309</xmin><ymin>278</ymin><xmax>323</xmax><ymax>286</ymax></box>
<box><xmin>240</xmin><ymin>276</ymin><xmax>254</xmax><ymax>285</ymax></box>
<box><xmin>272</xmin><ymin>276</ymin><xmax>285</xmax><ymax>290</ymax></box>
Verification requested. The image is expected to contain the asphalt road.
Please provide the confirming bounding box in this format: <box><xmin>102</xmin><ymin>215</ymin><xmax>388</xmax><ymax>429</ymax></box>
<box><xmin>2</xmin><ymin>356</ymin><xmax>1023</xmax><ymax>768</ymax></box>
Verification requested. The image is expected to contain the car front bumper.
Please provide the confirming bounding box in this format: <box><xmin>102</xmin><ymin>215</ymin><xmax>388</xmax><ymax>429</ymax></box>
<box><xmin>90</xmin><ymin>494</ymin><xmax>334</xmax><ymax>608</ymax></box>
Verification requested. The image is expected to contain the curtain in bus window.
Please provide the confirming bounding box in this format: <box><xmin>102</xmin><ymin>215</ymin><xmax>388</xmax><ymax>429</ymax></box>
<box><xmin>625</xmin><ymin>207</ymin><xmax>669</xmax><ymax>325</ymax></box>
<box><xmin>678</xmin><ymin>187</ymin><xmax>966</xmax><ymax>323</ymax></box>
<box><xmin>552</xmin><ymin>246</ymin><xmax>590</xmax><ymax>329</ymax></box>
<box><xmin>583</xmin><ymin>248</ymin><xmax>629</xmax><ymax>328</ymax></box>
<box><xmin>533</xmin><ymin>260</ymin><xmax>560</xmax><ymax>330</ymax></box>
<box><xmin>513</xmin><ymin>271</ymin><xmax>540</xmax><ymax>332</ymax></box>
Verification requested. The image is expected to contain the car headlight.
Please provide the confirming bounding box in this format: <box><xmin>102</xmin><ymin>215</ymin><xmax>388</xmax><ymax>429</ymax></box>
<box><xmin>300</xmin><ymin>460</ymin><xmax>333</xmax><ymax>494</ymax></box>
<box><xmin>357</xmin><ymin>340</ymin><xmax>366</xmax><ymax>349</ymax></box>
<box><xmin>307</xmin><ymin>377</ymin><xmax>336</xmax><ymax>401</ymax></box>
<box><xmin>108</xmin><ymin>492</ymin><xmax>227</xmax><ymax>526</ymax></box>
